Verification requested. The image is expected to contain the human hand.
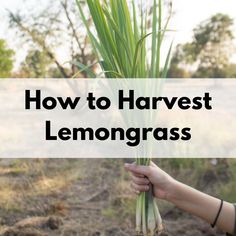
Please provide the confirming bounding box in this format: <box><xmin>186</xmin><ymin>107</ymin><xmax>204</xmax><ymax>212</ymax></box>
<box><xmin>124</xmin><ymin>161</ymin><xmax>176</xmax><ymax>200</ymax></box>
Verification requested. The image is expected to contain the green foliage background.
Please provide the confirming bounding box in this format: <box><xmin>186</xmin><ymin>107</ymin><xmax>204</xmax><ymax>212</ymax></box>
<box><xmin>0</xmin><ymin>39</ymin><xmax>14</xmax><ymax>78</ymax></box>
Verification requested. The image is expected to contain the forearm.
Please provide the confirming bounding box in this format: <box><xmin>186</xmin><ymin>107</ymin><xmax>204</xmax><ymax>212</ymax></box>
<box><xmin>167</xmin><ymin>180</ymin><xmax>235</xmax><ymax>234</ymax></box>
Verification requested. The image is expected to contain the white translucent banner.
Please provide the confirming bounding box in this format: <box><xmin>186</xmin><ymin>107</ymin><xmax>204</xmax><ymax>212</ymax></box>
<box><xmin>0</xmin><ymin>79</ymin><xmax>235</xmax><ymax>158</ymax></box>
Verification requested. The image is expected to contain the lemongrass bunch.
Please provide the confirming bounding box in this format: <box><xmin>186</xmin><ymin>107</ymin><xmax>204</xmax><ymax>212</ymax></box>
<box><xmin>76</xmin><ymin>0</ymin><xmax>172</xmax><ymax>235</ymax></box>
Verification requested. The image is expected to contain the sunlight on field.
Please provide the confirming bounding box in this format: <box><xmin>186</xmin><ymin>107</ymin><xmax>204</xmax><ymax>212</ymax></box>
<box><xmin>0</xmin><ymin>159</ymin><xmax>83</xmax><ymax>212</ymax></box>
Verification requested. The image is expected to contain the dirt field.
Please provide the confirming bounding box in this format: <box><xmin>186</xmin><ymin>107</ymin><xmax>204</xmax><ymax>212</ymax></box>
<box><xmin>0</xmin><ymin>159</ymin><xmax>232</xmax><ymax>236</ymax></box>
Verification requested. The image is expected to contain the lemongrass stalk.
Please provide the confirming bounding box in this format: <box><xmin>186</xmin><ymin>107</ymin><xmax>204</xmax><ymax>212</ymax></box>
<box><xmin>142</xmin><ymin>191</ymin><xmax>148</xmax><ymax>235</ymax></box>
<box><xmin>77</xmin><ymin>1</ymin><xmax>173</xmax><ymax>235</ymax></box>
<box><xmin>136</xmin><ymin>157</ymin><xmax>143</xmax><ymax>235</ymax></box>
<box><xmin>155</xmin><ymin>0</ymin><xmax>162</xmax><ymax>78</ymax></box>
<box><xmin>136</xmin><ymin>190</ymin><xmax>142</xmax><ymax>234</ymax></box>
<box><xmin>153</xmin><ymin>197</ymin><xmax>164</xmax><ymax>233</ymax></box>
<box><xmin>147</xmin><ymin>186</ymin><xmax>157</xmax><ymax>235</ymax></box>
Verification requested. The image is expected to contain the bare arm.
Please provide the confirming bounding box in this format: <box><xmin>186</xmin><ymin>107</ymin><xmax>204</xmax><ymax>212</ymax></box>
<box><xmin>125</xmin><ymin>162</ymin><xmax>235</xmax><ymax>235</ymax></box>
<box><xmin>169</xmin><ymin>180</ymin><xmax>235</xmax><ymax>234</ymax></box>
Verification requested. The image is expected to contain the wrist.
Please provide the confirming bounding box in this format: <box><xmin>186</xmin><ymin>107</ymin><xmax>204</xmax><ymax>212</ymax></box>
<box><xmin>165</xmin><ymin>178</ymin><xmax>182</xmax><ymax>203</ymax></box>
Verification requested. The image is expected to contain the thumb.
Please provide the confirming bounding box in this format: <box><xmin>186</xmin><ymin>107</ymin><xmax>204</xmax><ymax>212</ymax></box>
<box><xmin>124</xmin><ymin>163</ymin><xmax>150</xmax><ymax>177</ymax></box>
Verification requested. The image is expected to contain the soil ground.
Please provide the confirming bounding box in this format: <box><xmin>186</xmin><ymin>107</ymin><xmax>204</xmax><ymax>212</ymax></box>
<box><xmin>0</xmin><ymin>159</ymin><xmax>229</xmax><ymax>236</ymax></box>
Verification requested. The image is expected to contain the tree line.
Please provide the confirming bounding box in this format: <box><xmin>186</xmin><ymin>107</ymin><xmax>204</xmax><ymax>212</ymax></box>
<box><xmin>0</xmin><ymin>0</ymin><xmax>235</xmax><ymax>78</ymax></box>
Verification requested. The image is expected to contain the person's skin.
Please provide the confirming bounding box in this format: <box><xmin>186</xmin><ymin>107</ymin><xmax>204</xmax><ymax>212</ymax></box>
<box><xmin>124</xmin><ymin>161</ymin><xmax>235</xmax><ymax>235</ymax></box>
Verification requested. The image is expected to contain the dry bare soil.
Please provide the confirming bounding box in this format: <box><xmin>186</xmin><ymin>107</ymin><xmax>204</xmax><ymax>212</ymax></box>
<box><xmin>0</xmin><ymin>159</ymin><xmax>227</xmax><ymax>236</ymax></box>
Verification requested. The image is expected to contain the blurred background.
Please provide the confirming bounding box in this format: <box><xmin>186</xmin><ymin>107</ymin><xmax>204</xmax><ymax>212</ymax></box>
<box><xmin>0</xmin><ymin>0</ymin><xmax>236</xmax><ymax>78</ymax></box>
<box><xmin>0</xmin><ymin>0</ymin><xmax>236</xmax><ymax>235</ymax></box>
